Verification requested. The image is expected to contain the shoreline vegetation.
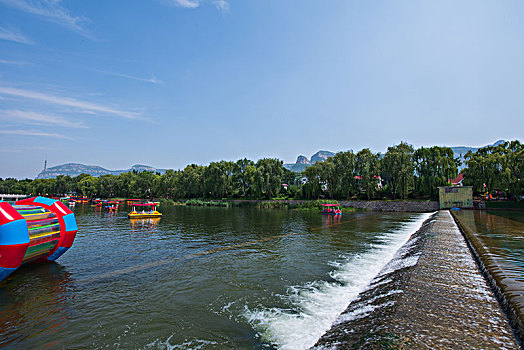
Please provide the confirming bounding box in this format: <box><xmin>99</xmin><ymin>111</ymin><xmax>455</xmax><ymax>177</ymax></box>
<box><xmin>1</xmin><ymin>141</ymin><xmax>522</xmax><ymax>204</ymax></box>
<box><xmin>165</xmin><ymin>199</ymin><xmax>360</xmax><ymax>211</ymax></box>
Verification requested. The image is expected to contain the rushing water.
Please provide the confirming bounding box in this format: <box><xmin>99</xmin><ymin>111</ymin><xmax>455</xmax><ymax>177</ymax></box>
<box><xmin>452</xmin><ymin>209</ymin><xmax>524</xmax><ymax>336</ymax></box>
<box><xmin>453</xmin><ymin>209</ymin><xmax>524</xmax><ymax>292</ymax></box>
<box><xmin>0</xmin><ymin>205</ymin><xmax>435</xmax><ymax>349</ymax></box>
<box><xmin>315</xmin><ymin>210</ymin><xmax>520</xmax><ymax>349</ymax></box>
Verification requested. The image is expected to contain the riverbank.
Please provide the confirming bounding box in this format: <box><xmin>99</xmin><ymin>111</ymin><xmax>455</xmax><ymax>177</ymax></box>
<box><xmin>313</xmin><ymin>210</ymin><xmax>520</xmax><ymax>349</ymax></box>
<box><xmin>230</xmin><ymin>199</ymin><xmax>438</xmax><ymax>212</ymax></box>
<box><xmin>158</xmin><ymin>198</ymin><xmax>439</xmax><ymax>212</ymax></box>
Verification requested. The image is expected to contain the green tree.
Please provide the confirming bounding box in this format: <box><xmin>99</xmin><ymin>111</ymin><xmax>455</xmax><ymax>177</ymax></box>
<box><xmin>253</xmin><ymin>158</ymin><xmax>284</xmax><ymax>199</ymax></box>
<box><xmin>383</xmin><ymin>142</ymin><xmax>414</xmax><ymax>199</ymax></box>
<box><xmin>181</xmin><ymin>164</ymin><xmax>205</xmax><ymax>198</ymax></box>
<box><xmin>302</xmin><ymin>162</ymin><xmax>324</xmax><ymax>199</ymax></box>
<box><xmin>77</xmin><ymin>176</ymin><xmax>98</xmax><ymax>197</ymax></box>
<box><xmin>235</xmin><ymin>158</ymin><xmax>255</xmax><ymax>197</ymax></box>
<box><xmin>413</xmin><ymin>146</ymin><xmax>458</xmax><ymax>199</ymax></box>
<box><xmin>355</xmin><ymin>148</ymin><xmax>381</xmax><ymax>199</ymax></box>
<box><xmin>464</xmin><ymin>140</ymin><xmax>523</xmax><ymax>199</ymax></box>
<box><xmin>330</xmin><ymin>150</ymin><xmax>357</xmax><ymax>199</ymax></box>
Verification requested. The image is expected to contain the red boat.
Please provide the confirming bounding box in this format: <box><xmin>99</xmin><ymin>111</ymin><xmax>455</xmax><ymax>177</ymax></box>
<box><xmin>321</xmin><ymin>203</ymin><xmax>342</xmax><ymax>215</ymax></box>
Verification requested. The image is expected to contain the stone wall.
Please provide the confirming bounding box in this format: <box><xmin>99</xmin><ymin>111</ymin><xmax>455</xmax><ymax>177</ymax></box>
<box><xmin>339</xmin><ymin>200</ymin><xmax>438</xmax><ymax>212</ymax></box>
<box><xmin>230</xmin><ymin>200</ymin><xmax>439</xmax><ymax>212</ymax></box>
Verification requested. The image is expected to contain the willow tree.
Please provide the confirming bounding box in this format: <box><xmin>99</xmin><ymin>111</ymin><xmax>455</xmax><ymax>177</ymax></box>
<box><xmin>253</xmin><ymin>158</ymin><xmax>284</xmax><ymax>199</ymax></box>
<box><xmin>302</xmin><ymin>162</ymin><xmax>324</xmax><ymax>199</ymax></box>
<box><xmin>180</xmin><ymin>164</ymin><xmax>205</xmax><ymax>198</ymax></box>
<box><xmin>413</xmin><ymin>146</ymin><xmax>458</xmax><ymax>199</ymax></box>
<box><xmin>464</xmin><ymin>140</ymin><xmax>523</xmax><ymax>199</ymax></box>
<box><xmin>355</xmin><ymin>148</ymin><xmax>381</xmax><ymax>199</ymax></box>
<box><xmin>235</xmin><ymin>158</ymin><xmax>255</xmax><ymax>197</ymax></box>
<box><xmin>383</xmin><ymin>142</ymin><xmax>414</xmax><ymax>199</ymax></box>
<box><xmin>330</xmin><ymin>150</ymin><xmax>357</xmax><ymax>199</ymax></box>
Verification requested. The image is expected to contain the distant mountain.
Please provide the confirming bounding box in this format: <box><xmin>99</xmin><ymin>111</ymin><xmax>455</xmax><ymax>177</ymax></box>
<box><xmin>283</xmin><ymin>141</ymin><xmax>509</xmax><ymax>174</ymax></box>
<box><xmin>451</xmin><ymin>139</ymin><xmax>506</xmax><ymax>169</ymax></box>
<box><xmin>284</xmin><ymin>150</ymin><xmax>336</xmax><ymax>172</ymax></box>
<box><xmin>296</xmin><ymin>155</ymin><xmax>309</xmax><ymax>164</ymax></box>
<box><xmin>36</xmin><ymin>163</ymin><xmax>167</xmax><ymax>179</ymax></box>
<box><xmin>311</xmin><ymin>150</ymin><xmax>336</xmax><ymax>164</ymax></box>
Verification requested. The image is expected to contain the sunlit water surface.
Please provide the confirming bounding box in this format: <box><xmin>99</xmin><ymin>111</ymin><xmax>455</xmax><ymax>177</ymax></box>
<box><xmin>453</xmin><ymin>209</ymin><xmax>524</xmax><ymax>329</ymax></box>
<box><xmin>0</xmin><ymin>205</ymin><xmax>428</xmax><ymax>349</ymax></box>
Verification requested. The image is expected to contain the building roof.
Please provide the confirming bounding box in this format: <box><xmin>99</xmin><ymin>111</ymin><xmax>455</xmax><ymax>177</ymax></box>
<box><xmin>450</xmin><ymin>173</ymin><xmax>464</xmax><ymax>186</ymax></box>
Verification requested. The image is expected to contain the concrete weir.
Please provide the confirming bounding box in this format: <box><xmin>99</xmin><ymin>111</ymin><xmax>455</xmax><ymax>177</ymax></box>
<box><xmin>313</xmin><ymin>211</ymin><xmax>521</xmax><ymax>349</ymax></box>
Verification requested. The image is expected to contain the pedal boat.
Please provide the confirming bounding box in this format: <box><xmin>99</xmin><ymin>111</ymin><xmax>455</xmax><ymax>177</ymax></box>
<box><xmin>321</xmin><ymin>203</ymin><xmax>342</xmax><ymax>215</ymax></box>
<box><xmin>128</xmin><ymin>203</ymin><xmax>162</xmax><ymax>219</ymax></box>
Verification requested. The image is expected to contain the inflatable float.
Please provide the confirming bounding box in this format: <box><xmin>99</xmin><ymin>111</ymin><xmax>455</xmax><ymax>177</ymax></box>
<box><xmin>0</xmin><ymin>196</ymin><xmax>78</xmax><ymax>283</ymax></box>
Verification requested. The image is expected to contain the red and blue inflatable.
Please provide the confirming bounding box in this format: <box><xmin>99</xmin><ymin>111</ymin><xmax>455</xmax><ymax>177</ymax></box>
<box><xmin>0</xmin><ymin>196</ymin><xmax>78</xmax><ymax>283</ymax></box>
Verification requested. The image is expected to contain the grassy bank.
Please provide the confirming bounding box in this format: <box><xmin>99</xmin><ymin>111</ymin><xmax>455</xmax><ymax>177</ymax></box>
<box><xmin>184</xmin><ymin>199</ymin><xmax>231</xmax><ymax>207</ymax></box>
<box><xmin>178</xmin><ymin>199</ymin><xmax>360</xmax><ymax>212</ymax></box>
<box><xmin>157</xmin><ymin>198</ymin><xmax>437</xmax><ymax>212</ymax></box>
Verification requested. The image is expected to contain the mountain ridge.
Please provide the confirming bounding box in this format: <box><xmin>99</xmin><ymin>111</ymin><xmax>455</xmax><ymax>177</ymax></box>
<box><xmin>35</xmin><ymin>140</ymin><xmax>509</xmax><ymax>178</ymax></box>
<box><xmin>37</xmin><ymin>163</ymin><xmax>167</xmax><ymax>179</ymax></box>
<box><xmin>283</xmin><ymin>140</ymin><xmax>508</xmax><ymax>172</ymax></box>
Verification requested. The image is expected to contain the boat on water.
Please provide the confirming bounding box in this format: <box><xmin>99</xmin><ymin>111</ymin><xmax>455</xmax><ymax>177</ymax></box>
<box><xmin>105</xmin><ymin>201</ymin><xmax>118</xmax><ymax>211</ymax></box>
<box><xmin>70</xmin><ymin>196</ymin><xmax>89</xmax><ymax>204</ymax></box>
<box><xmin>126</xmin><ymin>198</ymin><xmax>141</xmax><ymax>206</ymax></box>
<box><xmin>321</xmin><ymin>203</ymin><xmax>342</xmax><ymax>215</ymax></box>
<box><xmin>128</xmin><ymin>203</ymin><xmax>162</xmax><ymax>219</ymax></box>
<box><xmin>92</xmin><ymin>199</ymin><xmax>103</xmax><ymax>207</ymax></box>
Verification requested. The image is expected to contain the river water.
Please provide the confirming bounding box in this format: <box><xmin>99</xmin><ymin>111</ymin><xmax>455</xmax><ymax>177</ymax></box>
<box><xmin>452</xmin><ymin>209</ymin><xmax>524</xmax><ymax>340</ymax></box>
<box><xmin>0</xmin><ymin>205</ymin><xmax>435</xmax><ymax>349</ymax></box>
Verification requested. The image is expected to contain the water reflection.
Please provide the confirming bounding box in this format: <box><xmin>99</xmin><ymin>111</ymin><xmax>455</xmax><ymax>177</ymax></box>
<box><xmin>321</xmin><ymin>214</ymin><xmax>342</xmax><ymax>227</ymax></box>
<box><xmin>0</xmin><ymin>263</ymin><xmax>75</xmax><ymax>348</ymax></box>
<box><xmin>0</xmin><ymin>206</ymin><xmax>423</xmax><ymax>349</ymax></box>
<box><xmin>129</xmin><ymin>217</ymin><xmax>161</xmax><ymax>229</ymax></box>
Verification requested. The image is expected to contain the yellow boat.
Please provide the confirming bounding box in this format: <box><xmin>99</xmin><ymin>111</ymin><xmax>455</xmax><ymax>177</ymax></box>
<box><xmin>128</xmin><ymin>203</ymin><xmax>162</xmax><ymax>219</ymax></box>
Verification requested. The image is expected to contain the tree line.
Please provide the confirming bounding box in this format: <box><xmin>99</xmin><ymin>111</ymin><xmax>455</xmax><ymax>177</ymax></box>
<box><xmin>463</xmin><ymin>140</ymin><xmax>523</xmax><ymax>200</ymax></box>
<box><xmin>1</xmin><ymin>141</ymin><xmax>522</xmax><ymax>201</ymax></box>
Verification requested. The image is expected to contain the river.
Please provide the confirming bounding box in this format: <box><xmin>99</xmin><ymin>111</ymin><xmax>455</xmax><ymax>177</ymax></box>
<box><xmin>0</xmin><ymin>205</ymin><xmax>519</xmax><ymax>349</ymax></box>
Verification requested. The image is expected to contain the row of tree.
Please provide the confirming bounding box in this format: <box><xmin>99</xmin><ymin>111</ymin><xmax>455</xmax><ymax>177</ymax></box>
<box><xmin>301</xmin><ymin>143</ymin><xmax>458</xmax><ymax>200</ymax></box>
<box><xmin>463</xmin><ymin>140</ymin><xmax>523</xmax><ymax>200</ymax></box>
<box><xmin>1</xmin><ymin>141</ymin><xmax>522</xmax><ymax>201</ymax></box>
<box><xmin>0</xmin><ymin>158</ymin><xmax>295</xmax><ymax>200</ymax></box>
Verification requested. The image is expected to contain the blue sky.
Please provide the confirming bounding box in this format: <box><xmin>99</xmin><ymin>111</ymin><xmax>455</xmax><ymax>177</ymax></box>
<box><xmin>1</xmin><ymin>0</ymin><xmax>523</xmax><ymax>179</ymax></box>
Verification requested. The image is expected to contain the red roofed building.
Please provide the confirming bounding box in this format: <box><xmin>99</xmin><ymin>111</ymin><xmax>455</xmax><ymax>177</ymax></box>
<box><xmin>449</xmin><ymin>173</ymin><xmax>464</xmax><ymax>186</ymax></box>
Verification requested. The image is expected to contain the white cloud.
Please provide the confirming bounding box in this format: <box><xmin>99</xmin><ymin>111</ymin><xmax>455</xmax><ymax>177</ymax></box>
<box><xmin>0</xmin><ymin>0</ymin><xmax>91</xmax><ymax>38</ymax></box>
<box><xmin>167</xmin><ymin>0</ymin><xmax>229</xmax><ymax>11</ymax></box>
<box><xmin>214</xmin><ymin>0</ymin><xmax>229</xmax><ymax>13</ymax></box>
<box><xmin>0</xmin><ymin>59</ymin><xmax>32</xmax><ymax>65</ymax></box>
<box><xmin>0</xmin><ymin>26</ymin><xmax>33</xmax><ymax>45</ymax></box>
<box><xmin>171</xmin><ymin>0</ymin><xmax>199</xmax><ymax>8</ymax></box>
<box><xmin>0</xmin><ymin>129</ymin><xmax>72</xmax><ymax>140</ymax></box>
<box><xmin>0</xmin><ymin>86</ymin><xmax>143</xmax><ymax>120</ymax></box>
<box><xmin>93</xmin><ymin>69</ymin><xmax>163</xmax><ymax>85</ymax></box>
<box><xmin>1</xmin><ymin>109</ymin><xmax>88</xmax><ymax>128</ymax></box>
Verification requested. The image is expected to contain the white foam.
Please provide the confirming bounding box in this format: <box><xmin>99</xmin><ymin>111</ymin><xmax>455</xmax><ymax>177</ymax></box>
<box><xmin>244</xmin><ymin>212</ymin><xmax>433</xmax><ymax>350</ymax></box>
<box><xmin>145</xmin><ymin>335</ymin><xmax>219</xmax><ymax>350</ymax></box>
